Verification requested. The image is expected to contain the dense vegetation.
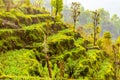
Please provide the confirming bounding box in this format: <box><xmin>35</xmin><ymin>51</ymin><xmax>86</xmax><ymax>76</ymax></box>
<box><xmin>0</xmin><ymin>0</ymin><xmax>120</xmax><ymax>80</ymax></box>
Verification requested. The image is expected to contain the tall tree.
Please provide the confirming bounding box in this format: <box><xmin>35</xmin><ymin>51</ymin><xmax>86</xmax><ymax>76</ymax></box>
<box><xmin>71</xmin><ymin>2</ymin><xmax>80</xmax><ymax>30</ymax></box>
<box><xmin>92</xmin><ymin>10</ymin><xmax>100</xmax><ymax>46</ymax></box>
<box><xmin>50</xmin><ymin>0</ymin><xmax>63</xmax><ymax>16</ymax></box>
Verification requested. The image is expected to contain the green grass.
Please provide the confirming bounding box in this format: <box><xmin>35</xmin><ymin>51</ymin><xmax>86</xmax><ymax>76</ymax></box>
<box><xmin>0</xmin><ymin>49</ymin><xmax>40</xmax><ymax>76</ymax></box>
<box><xmin>48</xmin><ymin>33</ymin><xmax>73</xmax><ymax>44</ymax></box>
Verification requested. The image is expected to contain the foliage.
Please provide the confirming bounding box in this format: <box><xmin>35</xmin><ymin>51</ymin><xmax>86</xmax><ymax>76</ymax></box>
<box><xmin>0</xmin><ymin>1</ymin><xmax>120</xmax><ymax>80</ymax></box>
<box><xmin>103</xmin><ymin>31</ymin><xmax>112</xmax><ymax>39</ymax></box>
<box><xmin>116</xmin><ymin>36</ymin><xmax>120</xmax><ymax>46</ymax></box>
<box><xmin>63</xmin><ymin>5</ymin><xmax>120</xmax><ymax>38</ymax></box>
<box><xmin>50</xmin><ymin>0</ymin><xmax>63</xmax><ymax>16</ymax></box>
<box><xmin>24</xmin><ymin>0</ymin><xmax>31</xmax><ymax>6</ymax></box>
<box><xmin>97</xmin><ymin>31</ymin><xmax>113</xmax><ymax>56</ymax></box>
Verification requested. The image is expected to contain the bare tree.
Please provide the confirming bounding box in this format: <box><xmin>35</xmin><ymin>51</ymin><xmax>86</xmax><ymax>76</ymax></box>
<box><xmin>71</xmin><ymin>2</ymin><xmax>80</xmax><ymax>30</ymax></box>
<box><xmin>92</xmin><ymin>10</ymin><xmax>100</xmax><ymax>46</ymax></box>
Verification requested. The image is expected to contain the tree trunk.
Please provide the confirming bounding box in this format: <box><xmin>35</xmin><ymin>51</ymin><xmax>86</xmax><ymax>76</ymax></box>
<box><xmin>45</xmin><ymin>54</ymin><xmax>52</xmax><ymax>78</ymax></box>
<box><xmin>74</xmin><ymin>19</ymin><xmax>76</xmax><ymax>31</ymax></box>
<box><xmin>93</xmin><ymin>24</ymin><xmax>96</xmax><ymax>46</ymax></box>
<box><xmin>93</xmin><ymin>14</ymin><xmax>97</xmax><ymax>46</ymax></box>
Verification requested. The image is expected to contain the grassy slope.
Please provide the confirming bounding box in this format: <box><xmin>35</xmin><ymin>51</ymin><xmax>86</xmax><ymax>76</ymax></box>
<box><xmin>0</xmin><ymin>6</ymin><xmax>115</xmax><ymax>80</ymax></box>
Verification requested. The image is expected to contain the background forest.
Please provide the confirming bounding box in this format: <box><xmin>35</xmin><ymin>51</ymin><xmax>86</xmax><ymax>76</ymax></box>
<box><xmin>0</xmin><ymin>0</ymin><xmax>120</xmax><ymax>80</ymax></box>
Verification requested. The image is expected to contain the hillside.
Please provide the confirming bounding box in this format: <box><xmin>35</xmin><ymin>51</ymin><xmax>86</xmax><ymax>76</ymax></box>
<box><xmin>0</xmin><ymin>2</ymin><xmax>120</xmax><ymax>80</ymax></box>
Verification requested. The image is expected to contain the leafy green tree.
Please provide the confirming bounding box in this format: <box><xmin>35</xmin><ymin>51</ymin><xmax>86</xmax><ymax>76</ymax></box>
<box><xmin>71</xmin><ymin>2</ymin><xmax>80</xmax><ymax>29</ymax></box>
<box><xmin>102</xmin><ymin>32</ymin><xmax>113</xmax><ymax>55</ymax></box>
<box><xmin>92</xmin><ymin>10</ymin><xmax>100</xmax><ymax>46</ymax></box>
<box><xmin>97</xmin><ymin>31</ymin><xmax>112</xmax><ymax>55</ymax></box>
<box><xmin>103</xmin><ymin>31</ymin><xmax>112</xmax><ymax>39</ymax></box>
<box><xmin>50</xmin><ymin>0</ymin><xmax>63</xmax><ymax>16</ymax></box>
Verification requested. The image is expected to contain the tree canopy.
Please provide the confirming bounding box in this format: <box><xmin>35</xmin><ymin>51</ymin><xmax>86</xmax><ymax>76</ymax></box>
<box><xmin>50</xmin><ymin>0</ymin><xmax>63</xmax><ymax>16</ymax></box>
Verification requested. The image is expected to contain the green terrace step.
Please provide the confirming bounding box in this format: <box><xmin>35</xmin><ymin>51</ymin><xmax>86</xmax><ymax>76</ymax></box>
<box><xmin>0</xmin><ymin>21</ymin><xmax>66</xmax><ymax>41</ymax></box>
<box><xmin>0</xmin><ymin>21</ymin><xmax>67</xmax><ymax>40</ymax></box>
<box><xmin>16</xmin><ymin>14</ymin><xmax>53</xmax><ymax>26</ymax></box>
<box><xmin>19</xmin><ymin>6</ymin><xmax>49</xmax><ymax>15</ymax></box>
<box><xmin>0</xmin><ymin>11</ymin><xmax>53</xmax><ymax>28</ymax></box>
<box><xmin>0</xmin><ymin>22</ymin><xmax>45</xmax><ymax>51</ymax></box>
<box><xmin>47</xmin><ymin>31</ymin><xmax>75</xmax><ymax>55</ymax></box>
<box><xmin>50</xmin><ymin>45</ymin><xmax>86</xmax><ymax>61</ymax></box>
<box><xmin>0</xmin><ymin>22</ymin><xmax>68</xmax><ymax>52</ymax></box>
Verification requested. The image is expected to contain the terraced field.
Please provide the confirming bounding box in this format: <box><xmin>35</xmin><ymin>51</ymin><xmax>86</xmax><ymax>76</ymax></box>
<box><xmin>0</xmin><ymin>6</ymin><xmax>115</xmax><ymax>80</ymax></box>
